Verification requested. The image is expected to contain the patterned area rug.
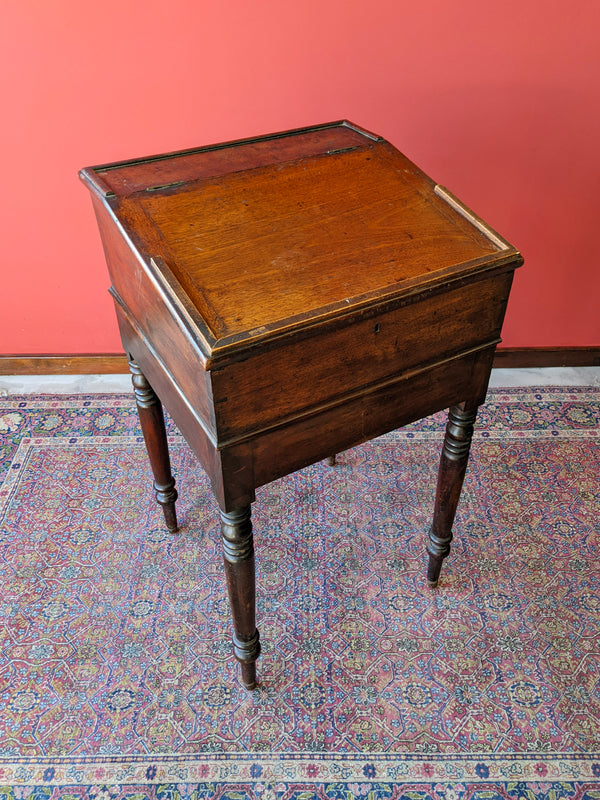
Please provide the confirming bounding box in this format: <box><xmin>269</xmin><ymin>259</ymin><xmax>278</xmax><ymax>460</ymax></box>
<box><xmin>0</xmin><ymin>387</ymin><xmax>599</xmax><ymax>799</ymax></box>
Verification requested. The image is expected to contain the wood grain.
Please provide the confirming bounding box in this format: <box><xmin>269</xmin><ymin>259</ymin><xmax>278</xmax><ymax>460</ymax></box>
<box><xmin>0</xmin><ymin>354</ymin><xmax>128</xmax><ymax>375</ymax></box>
<box><xmin>128</xmin><ymin>145</ymin><xmax>500</xmax><ymax>341</ymax></box>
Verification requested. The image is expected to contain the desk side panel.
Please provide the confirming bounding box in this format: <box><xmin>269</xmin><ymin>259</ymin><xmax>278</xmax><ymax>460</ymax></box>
<box><xmin>90</xmin><ymin>195</ymin><xmax>217</xmax><ymax>436</ymax></box>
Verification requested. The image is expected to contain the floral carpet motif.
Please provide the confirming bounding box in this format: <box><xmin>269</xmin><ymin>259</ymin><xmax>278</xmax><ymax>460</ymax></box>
<box><xmin>0</xmin><ymin>387</ymin><xmax>599</xmax><ymax>799</ymax></box>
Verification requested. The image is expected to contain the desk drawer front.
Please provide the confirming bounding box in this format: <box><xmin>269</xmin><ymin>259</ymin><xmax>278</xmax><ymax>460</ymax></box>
<box><xmin>245</xmin><ymin>344</ymin><xmax>496</xmax><ymax>490</ymax></box>
<box><xmin>211</xmin><ymin>270</ymin><xmax>514</xmax><ymax>443</ymax></box>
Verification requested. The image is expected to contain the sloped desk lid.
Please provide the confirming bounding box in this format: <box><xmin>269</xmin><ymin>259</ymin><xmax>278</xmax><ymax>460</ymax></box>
<box><xmin>81</xmin><ymin>121</ymin><xmax>522</xmax><ymax>358</ymax></box>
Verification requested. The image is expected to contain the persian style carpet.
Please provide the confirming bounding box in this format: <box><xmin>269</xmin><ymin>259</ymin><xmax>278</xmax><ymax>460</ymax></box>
<box><xmin>0</xmin><ymin>387</ymin><xmax>599</xmax><ymax>799</ymax></box>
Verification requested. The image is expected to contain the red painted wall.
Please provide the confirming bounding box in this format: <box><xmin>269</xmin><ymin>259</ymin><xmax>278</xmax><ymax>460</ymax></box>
<box><xmin>2</xmin><ymin>0</ymin><xmax>598</xmax><ymax>353</ymax></box>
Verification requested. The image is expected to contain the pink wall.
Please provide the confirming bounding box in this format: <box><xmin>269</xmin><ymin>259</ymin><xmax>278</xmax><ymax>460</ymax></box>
<box><xmin>2</xmin><ymin>0</ymin><xmax>598</xmax><ymax>354</ymax></box>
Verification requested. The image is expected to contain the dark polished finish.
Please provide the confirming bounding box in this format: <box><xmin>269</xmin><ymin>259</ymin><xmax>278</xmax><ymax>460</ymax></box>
<box><xmin>80</xmin><ymin>121</ymin><xmax>523</xmax><ymax>688</ymax></box>
<box><xmin>128</xmin><ymin>357</ymin><xmax>178</xmax><ymax>532</ymax></box>
<box><xmin>426</xmin><ymin>403</ymin><xmax>478</xmax><ymax>587</ymax></box>
<box><xmin>219</xmin><ymin>506</ymin><xmax>261</xmax><ymax>690</ymax></box>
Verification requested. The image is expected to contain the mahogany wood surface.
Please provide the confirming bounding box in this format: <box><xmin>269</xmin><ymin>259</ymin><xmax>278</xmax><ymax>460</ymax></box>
<box><xmin>80</xmin><ymin>121</ymin><xmax>523</xmax><ymax>689</ymax></box>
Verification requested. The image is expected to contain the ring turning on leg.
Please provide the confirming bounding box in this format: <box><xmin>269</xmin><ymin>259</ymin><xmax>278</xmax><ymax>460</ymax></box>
<box><xmin>426</xmin><ymin>403</ymin><xmax>478</xmax><ymax>587</ymax></box>
<box><xmin>220</xmin><ymin>505</ymin><xmax>261</xmax><ymax>690</ymax></box>
<box><xmin>129</xmin><ymin>358</ymin><xmax>179</xmax><ymax>532</ymax></box>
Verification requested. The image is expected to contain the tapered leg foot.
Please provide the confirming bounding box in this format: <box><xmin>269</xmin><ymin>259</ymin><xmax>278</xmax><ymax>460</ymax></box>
<box><xmin>426</xmin><ymin>555</ymin><xmax>444</xmax><ymax>589</ymax></box>
<box><xmin>238</xmin><ymin>642</ymin><xmax>260</xmax><ymax>690</ymax></box>
<box><xmin>426</xmin><ymin>403</ymin><xmax>478</xmax><ymax>587</ymax></box>
<box><xmin>325</xmin><ymin>455</ymin><xmax>337</xmax><ymax>467</ymax></box>
<box><xmin>220</xmin><ymin>506</ymin><xmax>261</xmax><ymax>690</ymax></box>
<box><xmin>129</xmin><ymin>358</ymin><xmax>179</xmax><ymax>532</ymax></box>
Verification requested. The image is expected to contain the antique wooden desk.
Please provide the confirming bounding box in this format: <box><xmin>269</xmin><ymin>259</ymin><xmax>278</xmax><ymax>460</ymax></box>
<box><xmin>80</xmin><ymin>121</ymin><xmax>522</xmax><ymax>690</ymax></box>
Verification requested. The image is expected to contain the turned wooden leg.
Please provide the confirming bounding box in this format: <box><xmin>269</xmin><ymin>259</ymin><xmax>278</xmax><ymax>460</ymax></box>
<box><xmin>325</xmin><ymin>455</ymin><xmax>337</xmax><ymax>466</ymax></box>
<box><xmin>426</xmin><ymin>403</ymin><xmax>478</xmax><ymax>588</ymax></box>
<box><xmin>220</xmin><ymin>505</ymin><xmax>261</xmax><ymax>690</ymax></box>
<box><xmin>129</xmin><ymin>357</ymin><xmax>178</xmax><ymax>532</ymax></box>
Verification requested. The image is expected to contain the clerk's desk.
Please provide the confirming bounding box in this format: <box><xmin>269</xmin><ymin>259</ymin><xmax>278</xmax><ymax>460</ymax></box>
<box><xmin>80</xmin><ymin>121</ymin><xmax>523</xmax><ymax>689</ymax></box>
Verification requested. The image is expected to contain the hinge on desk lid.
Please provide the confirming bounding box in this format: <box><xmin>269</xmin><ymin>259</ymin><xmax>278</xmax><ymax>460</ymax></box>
<box><xmin>146</xmin><ymin>180</ymin><xmax>187</xmax><ymax>192</ymax></box>
<box><xmin>326</xmin><ymin>146</ymin><xmax>361</xmax><ymax>156</ymax></box>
